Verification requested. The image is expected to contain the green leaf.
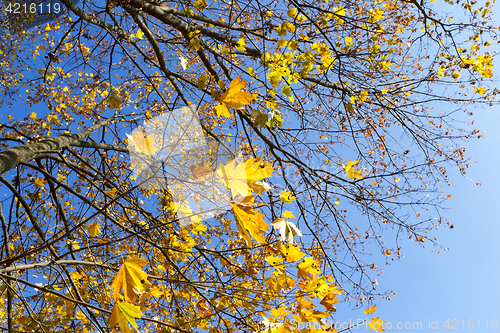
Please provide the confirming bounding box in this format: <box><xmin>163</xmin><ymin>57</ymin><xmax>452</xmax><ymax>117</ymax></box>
<box><xmin>109</xmin><ymin>302</ymin><xmax>144</xmax><ymax>333</ymax></box>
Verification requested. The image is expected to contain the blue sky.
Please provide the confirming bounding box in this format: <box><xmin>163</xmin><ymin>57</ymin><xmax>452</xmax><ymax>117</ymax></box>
<box><xmin>327</xmin><ymin>4</ymin><xmax>500</xmax><ymax>332</ymax></box>
<box><xmin>343</xmin><ymin>3</ymin><xmax>500</xmax><ymax>331</ymax></box>
<box><xmin>1</xmin><ymin>2</ymin><xmax>500</xmax><ymax>331</ymax></box>
<box><xmin>331</xmin><ymin>84</ymin><xmax>500</xmax><ymax>332</ymax></box>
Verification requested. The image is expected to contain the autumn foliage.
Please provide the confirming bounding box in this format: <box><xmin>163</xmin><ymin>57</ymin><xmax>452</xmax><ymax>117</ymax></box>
<box><xmin>0</xmin><ymin>0</ymin><xmax>497</xmax><ymax>331</ymax></box>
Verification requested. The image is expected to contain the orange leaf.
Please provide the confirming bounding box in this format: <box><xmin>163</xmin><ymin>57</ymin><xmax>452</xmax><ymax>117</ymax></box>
<box><xmin>320</xmin><ymin>293</ymin><xmax>339</xmax><ymax>312</ymax></box>
<box><xmin>297</xmin><ymin>267</ymin><xmax>312</xmax><ymax>281</ymax></box>
<box><xmin>215</xmin><ymin>103</ymin><xmax>231</xmax><ymax>118</ymax></box>
<box><xmin>128</xmin><ymin>130</ymin><xmax>159</xmax><ymax>156</ymax></box>
<box><xmin>218</xmin><ymin>76</ymin><xmax>254</xmax><ymax>111</ymax></box>
<box><xmin>246</xmin><ymin>267</ymin><xmax>259</xmax><ymax>275</ymax></box>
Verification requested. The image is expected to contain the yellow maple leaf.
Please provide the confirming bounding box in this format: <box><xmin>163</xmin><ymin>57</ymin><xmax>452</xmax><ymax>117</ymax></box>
<box><xmin>111</xmin><ymin>258</ymin><xmax>149</xmax><ymax>302</ymax></box>
<box><xmin>217</xmin><ymin>157</ymin><xmax>273</xmax><ymax>200</ymax></box>
<box><xmin>342</xmin><ymin>159</ymin><xmax>363</xmax><ymax>180</ymax></box>
<box><xmin>266</xmin><ymin>254</ymin><xmax>285</xmax><ymax>271</ymax></box>
<box><xmin>215</xmin><ymin>76</ymin><xmax>254</xmax><ymax>118</ymax></box>
<box><xmin>298</xmin><ymin>256</ymin><xmax>320</xmax><ymax>276</ymax></box>
<box><xmin>282</xmin><ymin>211</ymin><xmax>295</xmax><ymax>219</ymax></box>
<box><xmin>368</xmin><ymin>317</ymin><xmax>385</xmax><ymax>332</ymax></box>
<box><xmin>34</xmin><ymin>177</ymin><xmax>46</xmax><ymax>189</ymax></box>
<box><xmin>88</xmin><ymin>222</ymin><xmax>101</xmax><ymax>237</ymax></box>
<box><xmin>173</xmin><ymin>201</ymin><xmax>202</xmax><ymax>225</ymax></box>
<box><xmin>270</xmin><ymin>306</ymin><xmax>291</xmax><ymax>318</ymax></box>
<box><xmin>106</xmin><ymin>188</ymin><xmax>117</xmax><ymax>198</ymax></box>
<box><xmin>235</xmin><ymin>38</ymin><xmax>246</xmax><ymax>51</ymax></box>
<box><xmin>215</xmin><ymin>103</ymin><xmax>231</xmax><ymax>118</ymax></box>
<box><xmin>194</xmin><ymin>0</ymin><xmax>207</xmax><ymax>11</ymax></box>
<box><xmin>474</xmin><ymin>86</ymin><xmax>486</xmax><ymax>95</ymax></box>
<box><xmin>109</xmin><ymin>302</ymin><xmax>143</xmax><ymax>333</ymax></box>
<box><xmin>327</xmin><ymin>284</ymin><xmax>342</xmax><ymax>295</ymax></box>
<box><xmin>128</xmin><ymin>130</ymin><xmax>159</xmax><ymax>156</ymax></box>
<box><xmin>75</xmin><ymin>310</ymin><xmax>86</xmax><ymax>320</ymax></box>
<box><xmin>232</xmin><ymin>204</ymin><xmax>269</xmax><ymax>246</ymax></box>
<box><xmin>305</xmin><ymin>277</ymin><xmax>329</xmax><ymax>295</ymax></box>
<box><xmin>363</xmin><ymin>304</ymin><xmax>378</xmax><ymax>314</ymax></box>
<box><xmin>136</xmin><ymin>29</ymin><xmax>144</xmax><ymax>40</ymax></box>
<box><xmin>279</xmin><ymin>190</ymin><xmax>296</xmax><ymax>203</ymax></box>
<box><xmin>282</xmin><ymin>85</ymin><xmax>294</xmax><ymax>102</ymax></box>
<box><xmin>272</xmin><ymin>218</ymin><xmax>303</xmax><ymax>244</ymax></box>
<box><xmin>281</xmin><ymin>244</ymin><xmax>305</xmax><ymax>262</ymax></box>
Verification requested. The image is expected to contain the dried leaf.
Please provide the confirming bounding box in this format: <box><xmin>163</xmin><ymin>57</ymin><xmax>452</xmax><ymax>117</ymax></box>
<box><xmin>179</xmin><ymin>56</ymin><xmax>189</xmax><ymax>70</ymax></box>
<box><xmin>196</xmin><ymin>299</ymin><xmax>212</xmax><ymax>316</ymax></box>
<box><xmin>107</xmin><ymin>94</ymin><xmax>122</xmax><ymax>110</ymax></box>
<box><xmin>271</xmin><ymin>218</ymin><xmax>303</xmax><ymax>244</ymax></box>
<box><xmin>189</xmin><ymin>157</ymin><xmax>213</xmax><ymax>181</ymax></box>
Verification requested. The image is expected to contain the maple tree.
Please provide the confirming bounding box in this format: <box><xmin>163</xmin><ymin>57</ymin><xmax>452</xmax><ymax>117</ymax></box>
<box><xmin>0</xmin><ymin>0</ymin><xmax>497</xmax><ymax>332</ymax></box>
